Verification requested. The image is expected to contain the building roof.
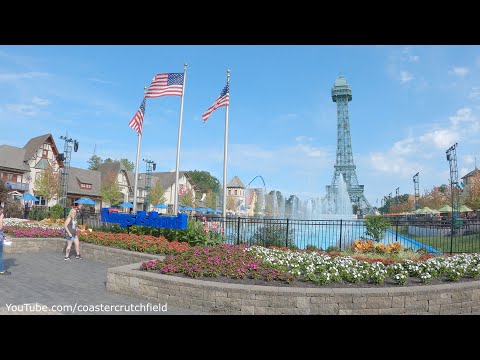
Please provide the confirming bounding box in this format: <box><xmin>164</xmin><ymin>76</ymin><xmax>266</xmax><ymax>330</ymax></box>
<box><xmin>143</xmin><ymin>171</ymin><xmax>188</xmax><ymax>189</ymax></box>
<box><xmin>68</xmin><ymin>167</ymin><xmax>102</xmax><ymax>197</ymax></box>
<box><xmin>23</xmin><ymin>134</ymin><xmax>60</xmax><ymax>162</ymax></box>
<box><xmin>97</xmin><ymin>161</ymin><xmax>128</xmax><ymax>183</ymax></box>
<box><xmin>227</xmin><ymin>176</ymin><xmax>245</xmax><ymax>189</ymax></box>
<box><xmin>462</xmin><ymin>168</ymin><xmax>480</xmax><ymax>179</ymax></box>
<box><xmin>334</xmin><ymin>75</ymin><xmax>348</xmax><ymax>87</ymax></box>
<box><xmin>0</xmin><ymin>145</ymin><xmax>30</xmax><ymax>172</ymax></box>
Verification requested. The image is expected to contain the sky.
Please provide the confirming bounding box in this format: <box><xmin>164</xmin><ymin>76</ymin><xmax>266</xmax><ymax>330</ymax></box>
<box><xmin>0</xmin><ymin>45</ymin><xmax>479</xmax><ymax>208</ymax></box>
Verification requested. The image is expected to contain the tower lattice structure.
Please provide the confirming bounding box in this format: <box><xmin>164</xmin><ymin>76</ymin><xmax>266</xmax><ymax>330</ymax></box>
<box><xmin>326</xmin><ymin>75</ymin><xmax>373</xmax><ymax>215</ymax></box>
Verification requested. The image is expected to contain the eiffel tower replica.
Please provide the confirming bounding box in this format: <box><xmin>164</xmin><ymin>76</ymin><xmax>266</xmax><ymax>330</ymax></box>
<box><xmin>325</xmin><ymin>75</ymin><xmax>374</xmax><ymax>215</ymax></box>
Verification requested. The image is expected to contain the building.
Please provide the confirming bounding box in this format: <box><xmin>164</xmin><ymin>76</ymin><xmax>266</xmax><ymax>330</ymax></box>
<box><xmin>0</xmin><ymin>134</ymin><xmax>63</xmax><ymax>205</ymax></box>
<box><xmin>227</xmin><ymin>176</ymin><xmax>246</xmax><ymax>213</ymax></box>
<box><xmin>461</xmin><ymin>167</ymin><xmax>480</xmax><ymax>191</ymax></box>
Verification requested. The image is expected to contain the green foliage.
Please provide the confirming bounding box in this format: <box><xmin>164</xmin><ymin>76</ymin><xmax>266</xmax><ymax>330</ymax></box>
<box><xmin>49</xmin><ymin>204</ymin><xmax>64</xmax><ymax>219</ymax></box>
<box><xmin>326</xmin><ymin>245</ymin><xmax>339</xmax><ymax>252</ymax></box>
<box><xmin>249</xmin><ymin>224</ymin><xmax>296</xmax><ymax>249</ymax></box>
<box><xmin>306</xmin><ymin>244</ymin><xmax>319</xmax><ymax>251</ymax></box>
<box><xmin>34</xmin><ymin>164</ymin><xmax>60</xmax><ymax>203</ymax></box>
<box><xmin>28</xmin><ymin>207</ymin><xmax>49</xmax><ymax>221</ymax></box>
<box><xmin>101</xmin><ymin>172</ymin><xmax>123</xmax><ymax>206</ymax></box>
<box><xmin>87</xmin><ymin>154</ymin><xmax>103</xmax><ymax>170</ymax></box>
<box><xmin>0</xmin><ymin>179</ymin><xmax>23</xmax><ymax>218</ymax></box>
<box><xmin>179</xmin><ymin>189</ymin><xmax>195</xmax><ymax>207</ymax></box>
<box><xmin>187</xmin><ymin>170</ymin><xmax>221</xmax><ymax>195</ymax></box>
<box><xmin>364</xmin><ymin>215</ymin><xmax>391</xmax><ymax>243</ymax></box>
<box><xmin>119</xmin><ymin>158</ymin><xmax>134</xmax><ymax>171</ymax></box>
<box><xmin>205</xmin><ymin>189</ymin><xmax>217</xmax><ymax>210</ymax></box>
<box><xmin>149</xmin><ymin>179</ymin><xmax>166</xmax><ymax>206</ymax></box>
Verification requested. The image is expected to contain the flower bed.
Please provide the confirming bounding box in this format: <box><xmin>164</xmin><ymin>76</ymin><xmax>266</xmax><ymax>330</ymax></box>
<box><xmin>140</xmin><ymin>244</ymin><xmax>480</xmax><ymax>287</ymax></box>
<box><xmin>79</xmin><ymin>231</ymin><xmax>189</xmax><ymax>255</ymax></box>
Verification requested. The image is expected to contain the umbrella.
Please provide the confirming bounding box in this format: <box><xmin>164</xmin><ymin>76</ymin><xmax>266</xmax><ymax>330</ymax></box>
<box><xmin>178</xmin><ymin>206</ymin><xmax>186</xmax><ymax>211</ymax></box>
<box><xmin>117</xmin><ymin>202</ymin><xmax>134</xmax><ymax>208</ymax></box>
<box><xmin>205</xmin><ymin>208</ymin><xmax>214</xmax><ymax>212</ymax></box>
<box><xmin>214</xmin><ymin>209</ymin><xmax>222</xmax><ymax>213</ymax></box>
<box><xmin>153</xmin><ymin>203</ymin><xmax>169</xmax><ymax>209</ymax></box>
<box><xmin>75</xmin><ymin>197</ymin><xmax>96</xmax><ymax>205</ymax></box>
<box><xmin>18</xmin><ymin>193</ymin><xmax>39</xmax><ymax>202</ymax></box>
<box><xmin>459</xmin><ymin>205</ymin><xmax>473</xmax><ymax>212</ymax></box>
<box><xmin>183</xmin><ymin>206</ymin><xmax>194</xmax><ymax>211</ymax></box>
<box><xmin>195</xmin><ymin>208</ymin><xmax>206</xmax><ymax>213</ymax></box>
<box><xmin>437</xmin><ymin>205</ymin><xmax>453</xmax><ymax>213</ymax></box>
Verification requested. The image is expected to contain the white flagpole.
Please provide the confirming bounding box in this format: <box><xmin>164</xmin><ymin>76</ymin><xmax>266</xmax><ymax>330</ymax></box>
<box><xmin>133</xmin><ymin>86</ymin><xmax>146</xmax><ymax>212</ymax></box>
<box><xmin>222</xmin><ymin>69</ymin><xmax>231</xmax><ymax>219</ymax></box>
<box><xmin>173</xmin><ymin>64</ymin><xmax>188</xmax><ymax>214</ymax></box>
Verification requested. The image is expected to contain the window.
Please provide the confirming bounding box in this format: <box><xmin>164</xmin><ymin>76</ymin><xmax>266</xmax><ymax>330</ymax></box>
<box><xmin>234</xmin><ymin>189</ymin><xmax>237</xmax><ymax>196</ymax></box>
<box><xmin>80</xmin><ymin>183</ymin><xmax>92</xmax><ymax>190</ymax></box>
<box><xmin>42</xmin><ymin>143</ymin><xmax>49</xmax><ymax>158</ymax></box>
<box><xmin>228</xmin><ymin>189</ymin><xmax>231</xmax><ymax>195</ymax></box>
<box><xmin>7</xmin><ymin>173</ymin><xmax>13</xmax><ymax>181</ymax></box>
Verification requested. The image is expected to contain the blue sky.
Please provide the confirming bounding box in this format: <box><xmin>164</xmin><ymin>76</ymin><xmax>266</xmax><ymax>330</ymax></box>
<box><xmin>1</xmin><ymin>45</ymin><xmax>479</xmax><ymax>207</ymax></box>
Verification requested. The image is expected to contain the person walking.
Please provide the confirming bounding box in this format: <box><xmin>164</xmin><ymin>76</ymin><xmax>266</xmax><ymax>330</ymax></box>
<box><xmin>63</xmin><ymin>205</ymin><xmax>83</xmax><ymax>260</ymax></box>
<box><xmin>0</xmin><ymin>207</ymin><xmax>11</xmax><ymax>275</ymax></box>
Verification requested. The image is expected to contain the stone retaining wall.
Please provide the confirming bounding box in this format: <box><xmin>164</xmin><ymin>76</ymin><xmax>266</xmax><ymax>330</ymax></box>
<box><xmin>4</xmin><ymin>237</ymin><xmax>163</xmax><ymax>267</ymax></box>
<box><xmin>106</xmin><ymin>262</ymin><xmax>480</xmax><ymax>315</ymax></box>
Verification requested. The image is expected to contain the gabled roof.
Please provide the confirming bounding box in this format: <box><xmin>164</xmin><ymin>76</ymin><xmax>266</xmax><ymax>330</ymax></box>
<box><xmin>0</xmin><ymin>145</ymin><xmax>30</xmax><ymax>172</ymax></box>
<box><xmin>68</xmin><ymin>167</ymin><xmax>102</xmax><ymax>197</ymax></box>
<box><xmin>462</xmin><ymin>168</ymin><xmax>480</xmax><ymax>179</ymax></box>
<box><xmin>97</xmin><ymin>161</ymin><xmax>128</xmax><ymax>182</ymax></box>
<box><xmin>140</xmin><ymin>171</ymin><xmax>188</xmax><ymax>189</ymax></box>
<box><xmin>23</xmin><ymin>134</ymin><xmax>60</xmax><ymax>162</ymax></box>
<box><xmin>227</xmin><ymin>176</ymin><xmax>245</xmax><ymax>189</ymax></box>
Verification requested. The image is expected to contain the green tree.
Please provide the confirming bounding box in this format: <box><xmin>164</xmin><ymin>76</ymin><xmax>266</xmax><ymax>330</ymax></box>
<box><xmin>120</xmin><ymin>158</ymin><xmax>134</xmax><ymax>171</ymax></box>
<box><xmin>87</xmin><ymin>154</ymin><xmax>103</xmax><ymax>171</ymax></box>
<box><xmin>149</xmin><ymin>178</ymin><xmax>166</xmax><ymax>206</ymax></box>
<box><xmin>205</xmin><ymin>189</ymin><xmax>217</xmax><ymax>209</ymax></box>
<box><xmin>101</xmin><ymin>172</ymin><xmax>123</xmax><ymax>206</ymax></box>
<box><xmin>364</xmin><ymin>215</ymin><xmax>391</xmax><ymax>243</ymax></box>
<box><xmin>0</xmin><ymin>179</ymin><xmax>23</xmax><ymax>218</ymax></box>
<box><xmin>34</xmin><ymin>163</ymin><xmax>60</xmax><ymax>204</ymax></box>
<box><xmin>179</xmin><ymin>188</ymin><xmax>195</xmax><ymax>208</ymax></box>
<box><xmin>187</xmin><ymin>170</ymin><xmax>221</xmax><ymax>196</ymax></box>
<box><xmin>227</xmin><ymin>196</ymin><xmax>236</xmax><ymax>211</ymax></box>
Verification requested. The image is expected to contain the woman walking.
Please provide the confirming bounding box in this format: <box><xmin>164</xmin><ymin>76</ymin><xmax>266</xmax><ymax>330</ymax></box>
<box><xmin>64</xmin><ymin>206</ymin><xmax>83</xmax><ymax>260</ymax></box>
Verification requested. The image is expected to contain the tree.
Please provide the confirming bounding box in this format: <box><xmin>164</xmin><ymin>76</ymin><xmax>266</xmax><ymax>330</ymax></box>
<box><xmin>149</xmin><ymin>178</ymin><xmax>166</xmax><ymax>206</ymax></box>
<box><xmin>364</xmin><ymin>215</ymin><xmax>391</xmax><ymax>243</ymax></box>
<box><xmin>179</xmin><ymin>188</ymin><xmax>195</xmax><ymax>208</ymax></box>
<box><xmin>87</xmin><ymin>154</ymin><xmax>103</xmax><ymax>171</ymax></box>
<box><xmin>464</xmin><ymin>172</ymin><xmax>480</xmax><ymax>210</ymax></box>
<box><xmin>0</xmin><ymin>179</ymin><xmax>23</xmax><ymax>218</ymax></box>
<box><xmin>205</xmin><ymin>189</ymin><xmax>217</xmax><ymax>209</ymax></box>
<box><xmin>187</xmin><ymin>170</ymin><xmax>221</xmax><ymax>197</ymax></box>
<box><xmin>101</xmin><ymin>172</ymin><xmax>123</xmax><ymax>206</ymax></box>
<box><xmin>119</xmin><ymin>158</ymin><xmax>134</xmax><ymax>171</ymax></box>
<box><xmin>34</xmin><ymin>163</ymin><xmax>60</xmax><ymax>204</ymax></box>
<box><xmin>419</xmin><ymin>185</ymin><xmax>452</xmax><ymax>210</ymax></box>
<box><xmin>226</xmin><ymin>196</ymin><xmax>236</xmax><ymax>211</ymax></box>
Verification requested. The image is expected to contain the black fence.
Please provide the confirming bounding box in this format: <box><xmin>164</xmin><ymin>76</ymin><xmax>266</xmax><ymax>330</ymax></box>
<box><xmin>192</xmin><ymin>215</ymin><xmax>480</xmax><ymax>255</ymax></box>
<box><xmin>43</xmin><ymin>211</ymin><xmax>480</xmax><ymax>255</ymax></box>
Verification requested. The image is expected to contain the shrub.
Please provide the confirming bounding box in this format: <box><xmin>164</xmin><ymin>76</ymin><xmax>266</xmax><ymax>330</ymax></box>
<box><xmin>248</xmin><ymin>223</ymin><xmax>296</xmax><ymax>249</ymax></box>
<box><xmin>364</xmin><ymin>215</ymin><xmax>391</xmax><ymax>242</ymax></box>
<box><xmin>49</xmin><ymin>204</ymin><xmax>64</xmax><ymax>220</ymax></box>
<box><xmin>28</xmin><ymin>207</ymin><xmax>49</xmax><ymax>221</ymax></box>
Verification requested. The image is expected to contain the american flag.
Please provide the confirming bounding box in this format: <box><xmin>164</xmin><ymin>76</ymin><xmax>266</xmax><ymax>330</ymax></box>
<box><xmin>128</xmin><ymin>97</ymin><xmax>146</xmax><ymax>135</ymax></box>
<box><xmin>145</xmin><ymin>73</ymin><xmax>184</xmax><ymax>98</ymax></box>
<box><xmin>202</xmin><ymin>83</ymin><xmax>229</xmax><ymax>123</ymax></box>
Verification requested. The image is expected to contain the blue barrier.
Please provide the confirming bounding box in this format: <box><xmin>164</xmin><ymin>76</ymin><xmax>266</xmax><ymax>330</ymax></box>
<box><xmin>100</xmin><ymin>208</ymin><xmax>187</xmax><ymax>230</ymax></box>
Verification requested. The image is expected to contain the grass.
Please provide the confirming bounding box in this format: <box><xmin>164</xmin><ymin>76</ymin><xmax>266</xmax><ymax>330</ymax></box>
<box><xmin>396</xmin><ymin>226</ymin><xmax>480</xmax><ymax>254</ymax></box>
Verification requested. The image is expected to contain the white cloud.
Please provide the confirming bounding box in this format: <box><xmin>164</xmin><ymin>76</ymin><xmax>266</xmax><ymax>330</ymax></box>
<box><xmin>5</xmin><ymin>103</ymin><xmax>38</xmax><ymax>116</ymax></box>
<box><xmin>463</xmin><ymin>155</ymin><xmax>476</xmax><ymax>165</ymax></box>
<box><xmin>448</xmin><ymin>107</ymin><xmax>476</xmax><ymax>129</ymax></box>
<box><xmin>449</xmin><ymin>66</ymin><xmax>469</xmax><ymax>77</ymax></box>
<box><xmin>468</xmin><ymin>87</ymin><xmax>480</xmax><ymax>100</ymax></box>
<box><xmin>32</xmin><ymin>96</ymin><xmax>49</xmax><ymax>106</ymax></box>
<box><xmin>368</xmin><ymin>152</ymin><xmax>419</xmax><ymax>177</ymax></box>
<box><xmin>419</xmin><ymin>128</ymin><xmax>458</xmax><ymax>149</ymax></box>
<box><xmin>392</xmin><ymin>137</ymin><xmax>417</xmax><ymax>155</ymax></box>
<box><xmin>399</xmin><ymin>71</ymin><xmax>414</xmax><ymax>84</ymax></box>
<box><xmin>87</xmin><ymin>77</ymin><xmax>114</xmax><ymax>85</ymax></box>
<box><xmin>401</xmin><ymin>47</ymin><xmax>419</xmax><ymax>62</ymax></box>
<box><xmin>0</xmin><ymin>72</ymin><xmax>50</xmax><ymax>82</ymax></box>
<box><xmin>460</xmin><ymin>167</ymin><xmax>470</xmax><ymax>177</ymax></box>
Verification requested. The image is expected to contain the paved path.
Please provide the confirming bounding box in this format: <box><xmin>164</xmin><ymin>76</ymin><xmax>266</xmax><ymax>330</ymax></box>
<box><xmin>0</xmin><ymin>252</ymin><xmax>204</xmax><ymax>315</ymax></box>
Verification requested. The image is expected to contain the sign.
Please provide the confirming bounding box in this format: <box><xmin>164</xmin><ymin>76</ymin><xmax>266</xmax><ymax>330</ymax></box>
<box><xmin>101</xmin><ymin>208</ymin><xmax>187</xmax><ymax>230</ymax></box>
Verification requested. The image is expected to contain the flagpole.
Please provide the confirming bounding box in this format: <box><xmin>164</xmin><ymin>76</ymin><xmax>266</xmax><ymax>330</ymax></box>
<box><xmin>173</xmin><ymin>64</ymin><xmax>187</xmax><ymax>215</ymax></box>
<box><xmin>133</xmin><ymin>86</ymin><xmax>146</xmax><ymax>212</ymax></box>
<box><xmin>222</xmin><ymin>69</ymin><xmax>231</xmax><ymax>220</ymax></box>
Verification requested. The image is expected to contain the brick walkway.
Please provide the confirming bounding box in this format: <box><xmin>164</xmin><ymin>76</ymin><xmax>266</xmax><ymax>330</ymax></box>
<box><xmin>0</xmin><ymin>252</ymin><xmax>204</xmax><ymax>315</ymax></box>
